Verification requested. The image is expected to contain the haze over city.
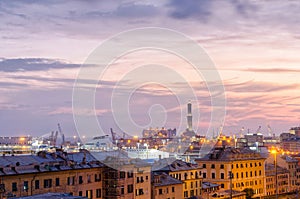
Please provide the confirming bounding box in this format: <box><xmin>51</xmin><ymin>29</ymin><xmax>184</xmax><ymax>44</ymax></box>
<box><xmin>1</xmin><ymin>0</ymin><xmax>300</xmax><ymax>137</ymax></box>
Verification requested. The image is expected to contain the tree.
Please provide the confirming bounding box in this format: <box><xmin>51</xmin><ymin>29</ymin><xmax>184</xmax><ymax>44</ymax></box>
<box><xmin>243</xmin><ymin>188</ymin><xmax>255</xmax><ymax>199</ymax></box>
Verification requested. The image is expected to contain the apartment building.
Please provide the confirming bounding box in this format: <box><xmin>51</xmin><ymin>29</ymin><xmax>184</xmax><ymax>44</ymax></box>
<box><xmin>195</xmin><ymin>147</ymin><xmax>266</xmax><ymax>198</ymax></box>
<box><xmin>152</xmin><ymin>159</ymin><xmax>202</xmax><ymax>198</ymax></box>
<box><xmin>91</xmin><ymin>151</ymin><xmax>151</xmax><ymax>199</ymax></box>
<box><xmin>265</xmin><ymin>163</ymin><xmax>290</xmax><ymax>196</ymax></box>
<box><xmin>151</xmin><ymin>172</ymin><xmax>183</xmax><ymax>199</ymax></box>
<box><xmin>0</xmin><ymin>150</ymin><xmax>103</xmax><ymax>199</ymax></box>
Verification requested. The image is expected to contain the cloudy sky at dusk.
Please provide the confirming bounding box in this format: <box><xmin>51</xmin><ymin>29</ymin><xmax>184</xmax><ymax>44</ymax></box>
<box><xmin>1</xmin><ymin>0</ymin><xmax>300</xmax><ymax>138</ymax></box>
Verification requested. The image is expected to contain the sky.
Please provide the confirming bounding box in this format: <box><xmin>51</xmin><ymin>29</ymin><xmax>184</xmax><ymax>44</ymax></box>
<box><xmin>0</xmin><ymin>0</ymin><xmax>300</xmax><ymax>139</ymax></box>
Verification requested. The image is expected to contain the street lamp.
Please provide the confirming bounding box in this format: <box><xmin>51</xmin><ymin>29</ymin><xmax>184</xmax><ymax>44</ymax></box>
<box><xmin>271</xmin><ymin>149</ymin><xmax>278</xmax><ymax>199</ymax></box>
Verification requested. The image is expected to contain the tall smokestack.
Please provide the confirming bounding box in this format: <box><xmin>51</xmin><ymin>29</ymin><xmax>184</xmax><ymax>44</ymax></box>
<box><xmin>187</xmin><ymin>101</ymin><xmax>193</xmax><ymax>131</ymax></box>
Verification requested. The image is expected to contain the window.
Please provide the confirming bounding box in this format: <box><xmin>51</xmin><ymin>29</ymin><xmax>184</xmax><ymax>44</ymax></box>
<box><xmin>12</xmin><ymin>182</ymin><xmax>17</xmax><ymax>192</ymax></box>
<box><xmin>137</xmin><ymin>188</ymin><xmax>144</xmax><ymax>195</ymax></box>
<box><xmin>146</xmin><ymin>175</ymin><xmax>148</xmax><ymax>180</ymax></box>
<box><xmin>190</xmin><ymin>190</ymin><xmax>194</xmax><ymax>197</ymax></box>
<box><xmin>211</xmin><ymin>164</ymin><xmax>215</xmax><ymax>168</ymax></box>
<box><xmin>259</xmin><ymin>170</ymin><xmax>262</xmax><ymax>176</ymax></box>
<box><xmin>87</xmin><ymin>175</ymin><xmax>91</xmax><ymax>183</ymax></box>
<box><xmin>96</xmin><ymin>189</ymin><xmax>101</xmax><ymax>198</ymax></box>
<box><xmin>246</xmin><ymin>172</ymin><xmax>248</xmax><ymax>177</ymax></box>
<box><xmin>250</xmin><ymin>163</ymin><xmax>252</xmax><ymax>167</ymax></box>
<box><xmin>86</xmin><ymin>190</ymin><xmax>93</xmax><ymax>199</ymax></box>
<box><xmin>121</xmin><ymin>186</ymin><xmax>124</xmax><ymax>194</ymax></box>
<box><xmin>23</xmin><ymin>181</ymin><xmax>28</xmax><ymax>191</ymax></box>
<box><xmin>35</xmin><ymin>180</ymin><xmax>39</xmax><ymax>189</ymax></box>
<box><xmin>220</xmin><ymin>164</ymin><xmax>224</xmax><ymax>169</ymax></box>
<box><xmin>79</xmin><ymin>176</ymin><xmax>83</xmax><ymax>184</ymax></box>
<box><xmin>95</xmin><ymin>174</ymin><xmax>101</xmax><ymax>182</ymax></box>
<box><xmin>184</xmin><ymin>173</ymin><xmax>188</xmax><ymax>180</ymax></box>
<box><xmin>221</xmin><ymin>173</ymin><xmax>224</xmax><ymax>179</ymax></box>
<box><xmin>221</xmin><ymin>184</ymin><xmax>224</xmax><ymax>188</ymax></box>
<box><xmin>127</xmin><ymin>171</ymin><xmax>133</xmax><ymax>178</ymax></box>
<box><xmin>191</xmin><ymin>182</ymin><xmax>193</xmax><ymax>188</ymax></box>
<box><xmin>241</xmin><ymin>172</ymin><xmax>243</xmax><ymax>178</ymax></box>
<box><xmin>44</xmin><ymin>179</ymin><xmax>52</xmax><ymax>188</ymax></box>
<box><xmin>255</xmin><ymin>171</ymin><xmax>257</xmax><ymax>176</ymax></box>
<box><xmin>68</xmin><ymin>176</ymin><xmax>75</xmax><ymax>185</ymax></box>
<box><xmin>79</xmin><ymin>191</ymin><xmax>82</xmax><ymax>196</ymax></box>
<box><xmin>128</xmin><ymin>184</ymin><xmax>133</xmax><ymax>193</ymax></box>
<box><xmin>55</xmin><ymin>178</ymin><xmax>60</xmax><ymax>186</ymax></box>
<box><xmin>159</xmin><ymin>189</ymin><xmax>163</xmax><ymax>195</ymax></box>
<box><xmin>236</xmin><ymin>164</ymin><xmax>239</xmax><ymax>168</ymax></box>
<box><xmin>259</xmin><ymin>162</ymin><xmax>262</xmax><ymax>166</ymax></box>
<box><xmin>203</xmin><ymin>164</ymin><xmax>206</xmax><ymax>168</ymax></box>
<box><xmin>212</xmin><ymin>173</ymin><xmax>215</xmax><ymax>179</ymax></box>
<box><xmin>250</xmin><ymin>171</ymin><xmax>252</xmax><ymax>177</ymax></box>
<box><xmin>203</xmin><ymin>172</ymin><xmax>206</xmax><ymax>178</ymax></box>
<box><xmin>172</xmin><ymin>186</ymin><xmax>175</xmax><ymax>192</ymax></box>
<box><xmin>120</xmin><ymin>171</ymin><xmax>126</xmax><ymax>179</ymax></box>
<box><xmin>136</xmin><ymin>177</ymin><xmax>140</xmax><ymax>183</ymax></box>
<box><xmin>241</xmin><ymin>164</ymin><xmax>243</xmax><ymax>168</ymax></box>
<box><xmin>184</xmin><ymin>191</ymin><xmax>188</xmax><ymax>198</ymax></box>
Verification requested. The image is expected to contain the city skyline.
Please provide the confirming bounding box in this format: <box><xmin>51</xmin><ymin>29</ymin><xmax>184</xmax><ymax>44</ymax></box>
<box><xmin>1</xmin><ymin>0</ymin><xmax>300</xmax><ymax>137</ymax></box>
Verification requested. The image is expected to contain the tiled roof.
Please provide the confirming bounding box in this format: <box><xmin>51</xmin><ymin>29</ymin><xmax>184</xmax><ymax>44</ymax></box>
<box><xmin>152</xmin><ymin>172</ymin><xmax>183</xmax><ymax>186</ymax></box>
<box><xmin>196</xmin><ymin>147</ymin><xmax>265</xmax><ymax>161</ymax></box>
<box><xmin>91</xmin><ymin>151</ymin><xmax>150</xmax><ymax>168</ymax></box>
<box><xmin>202</xmin><ymin>182</ymin><xmax>220</xmax><ymax>189</ymax></box>
<box><xmin>67</xmin><ymin>150</ymin><xmax>98</xmax><ymax>163</ymax></box>
<box><xmin>15</xmin><ymin>192</ymin><xmax>86</xmax><ymax>199</ymax></box>
<box><xmin>152</xmin><ymin>159</ymin><xmax>199</xmax><ymax>172</ymax></box>
<box><xmin>0</xmin><ymin>151</ymin><xmax>103</xmax><ymax>176</ymax></box>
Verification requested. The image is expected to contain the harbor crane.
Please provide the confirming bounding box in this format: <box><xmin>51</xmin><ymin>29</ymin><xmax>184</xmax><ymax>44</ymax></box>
<box><xmin>57</xmin><ymin>123</ymin><xmax>65</xmax><ymax>147</ymax></box>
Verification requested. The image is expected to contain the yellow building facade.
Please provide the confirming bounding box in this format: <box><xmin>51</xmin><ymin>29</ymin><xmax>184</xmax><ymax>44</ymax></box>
<box><xmin>152</xmin><ymin>159</ymin><xmax>202</xmax><ymax>199</ymax></box>
<box><xmin>196</xmin><ymin>147</ymin><xmax>266</xmax><ymax>198</ymax></box>
<box><xmin>152</xmin><ymin>173</ymin><xmax>183</xmax><ymax>199</ymax></box>
<box><xmin>0</xmin><ymin>151</ymin><xmax>104</xmax><ymax>199</ymax></box>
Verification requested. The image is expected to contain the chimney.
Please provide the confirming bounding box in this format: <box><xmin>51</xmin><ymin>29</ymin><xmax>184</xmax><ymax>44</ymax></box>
<box><xmin>82</xmin><ymin>151</ymin><xmax>86</xmax><ymax>165</ymax></box>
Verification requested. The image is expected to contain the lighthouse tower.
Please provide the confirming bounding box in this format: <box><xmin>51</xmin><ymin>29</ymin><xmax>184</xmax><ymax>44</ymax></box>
<box><xmin>187</xmin><ymin>101</ymin><xmax>193</xmax><ymax>131</ymax></box>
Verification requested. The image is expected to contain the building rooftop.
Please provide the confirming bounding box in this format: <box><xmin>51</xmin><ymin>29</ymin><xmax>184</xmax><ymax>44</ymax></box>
<box><xmin>152</xmin><ymin>159</ymin><xmax>199</xmax><ymax>172</ymax></box>
<box><xmin>202</xmin><ymin>182</ymin><xmax>220</xmax><ymax>189</ymax></box>
<box><xmin>265</xmin><ymin>163</ymin><xmax>289</xmax><ymax>176</ymax></box>
<box><xmin>196</xmin><ymin>147</ymin><xmax>265</xmax><ymax>162</ymax></box>
<box><xmin>91</xmin><ymin>150</ymin><xmax>150</xmax><ymax>169</ymax></box>
<box><xmin>211</xmin><ymin>190</ymin><xmax>246</xmax><ymax>198</ymax></box>
<box><xmin>0</xmin><ymin>153</ymin><xmax>65</xmax><ymax>167</ymax></box>
<box><xmin>15</xmin><ymin>193</ymin><xmax>86</xmax><ymax>199</ymax></box>
<box><xmin>152</xmin><ymin>172</ymin><xmax>183</xmax><ymax>187</ymax></box>
<box><xmin>0</xmin><ymin>150</ymin><xmax>103</xmax><ymax>176</ymax></box>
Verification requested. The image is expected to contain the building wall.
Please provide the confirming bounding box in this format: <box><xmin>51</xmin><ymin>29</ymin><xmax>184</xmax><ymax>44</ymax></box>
<box><xmin>134</xmin><ymin>166</ymin><xmax>151</xmax><ymax>199</ymax></box>
<box><xmin>196</xmin><ymin>159</ymin><xmax>265</xmax><ymax>198</ymax></box>
<box><xmin>152</xmin><ymin>184</ymin><xmax>183</xmax><ymax>199</ymax></box>
<box><xmin>169</xmin><ymin>169</ymin><xmax>202</xmax><ymax>198</ymax></box>
<box><xmin>103</xmin><ymin>166</ymin><xmax>135</xmax><ymax>199</ymax></box>
<box><xmin>0</xmin><ymin>167</ymin><xmax>103</xmax><ymax>199</ymax></box>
